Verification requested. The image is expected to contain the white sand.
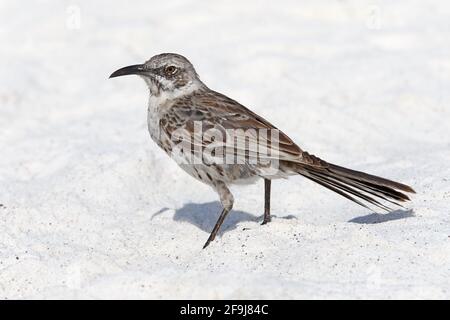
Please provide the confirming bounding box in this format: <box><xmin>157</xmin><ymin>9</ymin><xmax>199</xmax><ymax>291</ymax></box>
<box><xmin>0</xmin><ymin>0</ymin><xmax>449</xmax><ymax>299</ymax></box>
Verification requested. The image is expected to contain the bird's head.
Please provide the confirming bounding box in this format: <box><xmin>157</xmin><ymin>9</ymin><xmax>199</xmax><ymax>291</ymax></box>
<box><xmin>110</xmin><ymin>53</ymin><xmax>204</xmax><ymax>97</ymax></box>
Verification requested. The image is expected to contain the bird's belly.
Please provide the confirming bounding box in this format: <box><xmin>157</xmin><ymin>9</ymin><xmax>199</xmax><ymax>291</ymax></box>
<box><xmin>177</xmin><ymin>162</ymin><xmax>260</xmax><ymax>186</ymax></box>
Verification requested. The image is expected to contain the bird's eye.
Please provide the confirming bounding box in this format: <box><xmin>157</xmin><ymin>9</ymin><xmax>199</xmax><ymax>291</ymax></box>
<box><xmin>165</xmin><ymin>65</ymin><xmax>178</xmax><ymax>75</ymax></box>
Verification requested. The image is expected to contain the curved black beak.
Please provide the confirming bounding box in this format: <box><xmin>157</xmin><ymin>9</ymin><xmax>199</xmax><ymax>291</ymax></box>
<box><xmin>109</xmin><ymin>64</ymin><xmax>147</xmax><ymax>78</ymax></box>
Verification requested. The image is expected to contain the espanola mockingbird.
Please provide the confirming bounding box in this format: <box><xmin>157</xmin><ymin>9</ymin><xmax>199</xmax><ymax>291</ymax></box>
<box><xmin>110</xmin><ymin>53</ymin><xmax>415</xmax><ymax>248</ymax></box>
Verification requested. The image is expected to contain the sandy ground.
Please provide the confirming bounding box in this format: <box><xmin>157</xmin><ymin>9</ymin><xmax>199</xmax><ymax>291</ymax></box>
<box><xmin>0</xmin><ymin>0</ymin><xmax>449</xmax><ymax>299</ymax></box>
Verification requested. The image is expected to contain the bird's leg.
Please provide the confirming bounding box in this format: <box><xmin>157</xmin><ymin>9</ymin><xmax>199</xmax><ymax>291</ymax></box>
<box><xmin>262</xmin><ymin>179</ymin><xmax>271</xmax><ymax>225</ymax></box>
<box><xmin>203</xmin><ymin>207</ymin><xmax>231</xmax><ymax>249</ymax></box>
<box><xmin>203</xmin><ymin>182</ymin><xmax>234</xmax><ymax>249</ymax></box>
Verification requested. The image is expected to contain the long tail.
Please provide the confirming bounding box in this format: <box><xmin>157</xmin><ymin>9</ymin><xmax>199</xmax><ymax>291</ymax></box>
<box><xmin>294</xmin><ymin>158</ymin><xmax>415</xmax><ymax>212</ymax></box>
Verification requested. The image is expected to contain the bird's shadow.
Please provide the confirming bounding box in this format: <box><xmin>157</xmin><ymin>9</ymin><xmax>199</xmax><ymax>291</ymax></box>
<box><xmin>348</xmin><ymin>209</ymin><xmax>415</xmax><ymax>224</ymax></box>
<box><xmin>152</xmin><ymin>202</ymin><xmax>413</xmax><ymax>233</ymax></box>
<box><xmin>152</xmin><ymin>201</ymin><xmax>296</xmax><ymax>236</ymax></box>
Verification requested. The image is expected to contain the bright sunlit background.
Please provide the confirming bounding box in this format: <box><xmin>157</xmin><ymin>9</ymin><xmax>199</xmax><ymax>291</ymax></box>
<box><xmin>0</xmin><ymin>0</ymin><xmax>449</xmax><ymax>299</ymax></box>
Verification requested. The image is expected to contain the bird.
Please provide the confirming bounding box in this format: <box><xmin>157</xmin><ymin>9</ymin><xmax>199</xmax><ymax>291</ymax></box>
<box><xmin>110</xmin><ymin>53</ymin><xmax>415</xmax><ymax>249</ymax></box>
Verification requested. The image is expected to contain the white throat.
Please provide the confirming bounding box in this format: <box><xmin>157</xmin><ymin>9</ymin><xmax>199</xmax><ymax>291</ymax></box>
<box><xmin>146</xmin><ymin>79</ymin><xmax>202</xmax><ymax>143</ymax></box>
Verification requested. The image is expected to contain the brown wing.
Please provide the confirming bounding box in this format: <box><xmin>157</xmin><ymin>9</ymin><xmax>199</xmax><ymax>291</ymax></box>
<box><xmin>160</xmin><ymin>89</ymin><xmax>310</xmax><ymax>164</ymax></box>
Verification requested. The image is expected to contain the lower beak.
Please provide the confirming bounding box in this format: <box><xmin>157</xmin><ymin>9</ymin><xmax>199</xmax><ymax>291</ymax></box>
<box><xmin>109</xmin><ymin>64</ymin><xmax>147</xmax><ymax>78</ymax></box>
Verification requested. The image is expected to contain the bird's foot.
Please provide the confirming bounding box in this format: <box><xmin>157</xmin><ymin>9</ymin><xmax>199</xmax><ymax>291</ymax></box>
<box><xmin>202</xmin><ymin>241</ymin><xmax>211</xmax><ymax>249</ymax></box>
<box><xmin>261</xmin><ymin>216</ymin><xmax>271</xmax><ymax>225</ymax></box>
<box><xmin>202</xmin><ymin>233</ymin><xmax>216</xmax><ymax>249</ymax></box>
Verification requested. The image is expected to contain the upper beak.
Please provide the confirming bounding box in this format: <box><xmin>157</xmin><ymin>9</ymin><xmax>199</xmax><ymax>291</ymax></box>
<box><xmin>109</xmin><ymin>64</ymin><xmax>147</xmax><ymax>78</ymax></box>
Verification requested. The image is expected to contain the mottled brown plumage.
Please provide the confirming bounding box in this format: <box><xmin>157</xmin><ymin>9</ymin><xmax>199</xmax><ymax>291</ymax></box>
<box><xmin>110</xmin><ymin>53</ymin><xmax>415</xmax><ymax>249</ymax></box>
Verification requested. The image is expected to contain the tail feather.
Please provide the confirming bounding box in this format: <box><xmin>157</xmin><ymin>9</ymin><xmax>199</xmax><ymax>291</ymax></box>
<box><xmin>302</xmin><ymin>173</ymin><xmax>374</xmax><ymax>211</ymax></box>
<box><xmin>328</xmin><ymin>164</ymin><xmax>416</xmax><ymax>194</ymax></box>
<box><xmin>304</xmin><ymin>168</ymin><xmax>393</xmax><ymax>211</ymax></box>
<box><xmin>295</xmin><ymin>162</ymin><xmax>415</xmax><ymax>212</ymax></box>
<box><xmin>311</xmin><ymin>166</ymin><xmax>409</xmax><ymax>203</ymax></box>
